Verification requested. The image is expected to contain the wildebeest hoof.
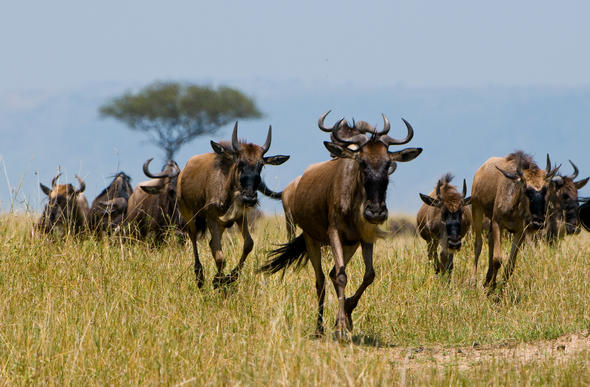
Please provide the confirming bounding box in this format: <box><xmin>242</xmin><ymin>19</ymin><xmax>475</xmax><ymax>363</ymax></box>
<box><xmin>195</xmin><ymin>268</ymin><xmax>204</xmax><ymax>289</ymax></box>
<box><xmin>212</xmin><ymin>273</ymin><xmax>238</xmax><ymax>289</ymax></box>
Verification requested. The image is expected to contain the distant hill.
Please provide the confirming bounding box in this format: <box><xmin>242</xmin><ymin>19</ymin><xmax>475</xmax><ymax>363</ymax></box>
<box><xmin>1</xmin><ymin>82</ymin><xmax>589</xmax><ymax>214</ymax></box>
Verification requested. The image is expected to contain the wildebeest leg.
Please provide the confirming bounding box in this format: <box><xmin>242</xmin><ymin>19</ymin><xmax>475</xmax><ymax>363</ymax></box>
<box><xmin>440</xmin><ymin>251</ymin><xmax>454</xmax><ymax>276</ymax></box>
<box><xmin>502</xmin><ymin>231</ymin><xmax>525</xmax><ymax>284</ymax></box>
<box><xmin>304</xmin><ymin>234</ymin><xmax>325</xmax><ymax>337</ymax></box>
<box><xmin>327</xmin><ymin>228</ymin><xmax>350</xmax><ymax>338</ymax></box>
<box><xmin>187</xmin><ymin>219</ymin><xmax>204</xmax><ymax>288</ymax></box>
<box><xmin>208</xmin><ymin>220</ymin><xmax>229</xmax><ymax>288</ymax></box>
<box><xmin>285</xmin><ymin>214</ymin><xmax>296</xmax><ymax>241</ymax></box>
<box><xmin>343</xmin><ymin>242</ymin><xmax>374</xmax><ymax>330</ymax></box>
<box><xmin>484</xmin><ymin>220</ymin><xmax>502</xmax><ymax>290</ymax></box>
<box><xmin>471</xmin><ymin>205</ymin><xmax>484</xmax><ymax>286</ymax></box>
<box><xmin>228</xmin><ymin>214</ymin><xmax>254</xmax><ymax>281</ymax></box>
<box><xmin>427</xmin><ymin>240</ymin><xmax>440</xmax><ymax>274</ymax></box>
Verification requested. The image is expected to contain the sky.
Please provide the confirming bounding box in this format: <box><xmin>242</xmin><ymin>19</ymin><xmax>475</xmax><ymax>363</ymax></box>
<box><xmin>1</xmin><ymin>1</ymin><xmax>590</xmax><ymax>213</ymax></box>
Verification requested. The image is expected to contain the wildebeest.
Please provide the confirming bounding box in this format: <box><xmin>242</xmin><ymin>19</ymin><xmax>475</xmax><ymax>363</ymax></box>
<box><xmin>280</xmin><ymin>111</ymin><xmax>364</xmax><ymax>240</ymax></box>
<box><xmin>177</xmin><ymin>122</ymin><xmax>289</xmax><ymax>288</ymax></box>
<box><xmin>258</xmin><ymin>114</ymin><xmax>422</xmax><ymax>337</ymax></box>
<box><xmin>579</xmin><ymin>198</ymin><xmax>590</xmax><ymax>232</ymax></box>
<box><xmin>88</xmin><ymin>172</ymin><xmax>133</xmax><ymax>233</ymax></box>
<box><xmin>417</xmin><ymin>174</ymin><xmax>472</xmax><ymax>275</ymax></box>
<box><xmin>125</xmin><ymin>159</ymin><xmax>182</xmax><ymax>242</ymax></box>
<box><xmin>37</xmin><ymin>173</ymin><xmax>89</xmax><ymax>235</ymax></box>
<box><xmin>470</xmin><ymin>151</ymin><xmax>558</xmax><ymax>289</ymax></box>
<box><xmin>545</xmin><ymin>161</ymin><xmax>589</xmax><ymax>242</ymax></box>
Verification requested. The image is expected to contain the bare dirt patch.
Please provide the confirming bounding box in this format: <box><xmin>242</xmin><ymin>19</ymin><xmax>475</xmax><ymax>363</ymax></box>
<box><xmin>387</xmin><ymin>331</ymin><xmax>590</xmax><ymax>371</ymax></box>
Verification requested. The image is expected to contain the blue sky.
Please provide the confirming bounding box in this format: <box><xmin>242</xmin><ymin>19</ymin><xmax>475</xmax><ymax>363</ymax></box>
<box><xmin>1</xmin><ymin>1</ymin><xmax>590</xmax><ymax>212</ymax></box>
<box><xmin>2</xmin><ymin>1</ymin><xmax>590</xmax><ymax>90</ymax></box>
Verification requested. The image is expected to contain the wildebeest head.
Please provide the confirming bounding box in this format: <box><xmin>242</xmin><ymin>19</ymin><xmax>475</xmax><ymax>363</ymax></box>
<box><xmin>419</xmin><ymin>174</ymin><xmax>471</xmax><ymax>251</ymax></box>
<box><xmin>90</xmin><ymin>172</ymin><xmax>133</xmax><ymax>230</ymax></box>
<box><xmin>39</xmin><ymin>173</ymin><xmax>86</xmax><ymax>232</ymax></box>
<box><xmin>496</xmin><ymin>152</ymin><xmax>559</xmax><ymax>230</ymax></box>
<box><xmin>210</xmin><ymin>122</ymin><xmax>289</xmax><ymax>207</ymax></box>
<box><xmin>550</xmin><ymin>160</ymin><xmax>589</xmax><ymax>234</ymax></box>
<box><xmin>323</xmin><ymin>114</ymin><xmax>422</xmax><ymax>224</ymax></box>
<box><xmin>140</xmin><ymin>159</ymin><xmax>181</xmax><ymax>216</ymax></box>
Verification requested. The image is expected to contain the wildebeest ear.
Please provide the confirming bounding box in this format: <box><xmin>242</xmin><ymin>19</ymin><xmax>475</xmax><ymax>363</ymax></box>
<box><xmin>210</xmin><ymin>141</ymin><xmax>233</xmax><ymax>158</ymax></box>
<box><xmin>419</xmin><ymin>193</ymin><xmax>441</xmax><ymax>207</ymax></box>
<box><xmin>388</xmin><ymin>162</ymin><xmax>398</xmax><ymax>175</ymax></box>
<box><xmin>140</xmin><ymin>185</ymin><xmax>164</xmax><ymax>195</ymax></box>
<box><xmin>575</xmin><ymin>177</ymin><xmax>590</xmax><ymax>190</ymax></box>
<box><xmin>264</xmin><ymin>155</ymin><xmax>290</xmax><ymax>165</ymax></box>
<box><xmin>463</xmin><ymin>196</ymin><xmax>472</xmax><ymax>206</ymax></box>
<box><xmin>389</xmin><ymin>147</ymin><xmax>422</xmax><ymax>162</ymax></box>
<box><xmin>323</xmin><ymin>141</ymin><xmax>357</xmax><ymax>159</ymax></box>
<box><xmin>495</xmin><ymin>166</ymin><xmax>520</xmax><ymax>181</ymax></box>
<box><xmin>40</xmin><ymin>183</ymin><xmax>52</xmax><ymax>196</ymax></box>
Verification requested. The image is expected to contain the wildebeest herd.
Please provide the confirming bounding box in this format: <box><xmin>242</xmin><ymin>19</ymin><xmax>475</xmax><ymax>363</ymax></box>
<box><xmin>36</xmin><ymin>112</ymin><xmax>590</xmax><ymax>338</ymax></box>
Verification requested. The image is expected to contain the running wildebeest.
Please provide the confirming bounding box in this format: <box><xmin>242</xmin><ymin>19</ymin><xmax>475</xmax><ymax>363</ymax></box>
<box><xmin>37</xmin><ymin>173</ymin><xmax>89</xmax><ymax>235</ymax></box>
<box><xmin>258</xmin><ymin>114</ymin><xmax>422</xmax><ymax>338</ymax></box>
<box><xmin>545</xmin><ymin>160</ymin><xmax>589</xmax><ymax>243</ymax></box>
<box><xmin>177</xmin><ymin>122</ymin><xmax>289</xmax><ymax>288</ymax></box>
<box><xmin>470</xmin><ymin>151</ymin><xmax>559</xmax><ymax>290</ymax></box>
<box><xmin>89</xmin><ymin>172</ymin><xmax>133</xmax><ymax>233</ymax></box>
<box><xmin>125</xmin><ymin>159</ymin><xmax>183</xmax><ymax>242</ymax></box>
<box><xmin>417</xmin><ymin>174</ymin><xmax>472</xmax><ymax>275</ymax></box>
<box><xmin>281</xmin><ymin>111</ymin><xmax>363</xmax><ymax>240</ymax></box>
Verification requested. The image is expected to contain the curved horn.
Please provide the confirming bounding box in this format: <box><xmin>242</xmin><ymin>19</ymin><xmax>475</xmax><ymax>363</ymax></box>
<box><xmin>143</xmin><ymin>158</ymin><xmax>167</xmax><ymax>179</ymax></box>
<box><xmin>379</xmin><ymin>118</ymin><xmax>414</xmax><ymax>146</ymax></box>
<box><xmin>318</xmin><ymin>110</ymin><xmax>346</xmax><ymax>133</ymax></box>
<box><xmin>332</xmin><ymin>126</ymin><xmax>369</xmax><ymax>148</ymax></box>
<box><xmin>74</xmin><ymin>174</ymin><xmax>85</xmax><ymax>193</ymax></box>
<box><xmin>262</xmin><ymin>125</ymin><xmax>272</xmax><ymax>155</ymax></box>
<box><xmin>462</xmin><ymin>179</ymin><xmax>467</xmax><ymax>198</ymax></box>
<box><xmin>231</xmin><ymin>121</ymin><xmax>241</xmax><ymax>152</ymax></box>
<box><xmin>51</xmin><ymin>173</ymin><xmax>62</xmax><ymax>188</ymax></box>
<box><xmin>374</xmin><ymin>113</ymin><xmax>391</xmax><ymax>136</ymax></box>
<box><xmin>568</xmin><ymin>160</ymin><xmax>579</xmax><ymax>180</ymax></box>
<box><xmin>546</xmin><ymin>154</ymin><xmax>552</xmax><ymax>174</ymax></box>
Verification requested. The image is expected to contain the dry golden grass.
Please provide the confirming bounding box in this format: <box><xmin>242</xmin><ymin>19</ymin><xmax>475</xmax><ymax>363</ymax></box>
<box><xmin>1</xmin><ymin>213</ymin><xmax>590</xmax><ymax>385</ymax></box>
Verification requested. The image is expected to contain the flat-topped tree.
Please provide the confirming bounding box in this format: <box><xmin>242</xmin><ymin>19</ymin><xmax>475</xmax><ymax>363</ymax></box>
<box><xmin>99</xmin><ymin>81</ymin><xmax>262</xmax><ymax>160</ymax></box>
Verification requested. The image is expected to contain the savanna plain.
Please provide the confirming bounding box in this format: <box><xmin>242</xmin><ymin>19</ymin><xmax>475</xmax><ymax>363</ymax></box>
<box><xmin>1</xmin><ymin>214</ymin><xmax>590</xmax><ymax>385</ymax></box>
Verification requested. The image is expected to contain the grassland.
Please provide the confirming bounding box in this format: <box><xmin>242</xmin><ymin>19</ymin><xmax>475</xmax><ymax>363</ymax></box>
<box><xmin>1</xmin><ymin>214</ymin><xmax>590</xmax><ymax>385</ymax></box>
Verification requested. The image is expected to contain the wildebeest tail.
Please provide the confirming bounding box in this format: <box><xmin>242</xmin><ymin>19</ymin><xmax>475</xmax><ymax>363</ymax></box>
<box><xmin>257</xmin><ymin>233</ymin><xmax>308</xmax><ymax>274</ymax></box>
<box><xmin>258</xmin><ymin>181</ymin><xmax>282</xmax><ymax>199</ymax></box>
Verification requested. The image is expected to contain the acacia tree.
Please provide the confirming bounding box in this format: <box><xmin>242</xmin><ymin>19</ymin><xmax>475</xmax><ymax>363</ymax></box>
<box><xmin>99</xmin><ymin>81</ymin><xmax>262</xmax><ymax>160</ymax></box>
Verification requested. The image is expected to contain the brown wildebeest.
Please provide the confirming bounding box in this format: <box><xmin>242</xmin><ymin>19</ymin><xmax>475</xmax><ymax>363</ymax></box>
<box><xmin>280</xmin><ymin>111</ymin><xmax>364</xmax><ymax>240</ymax></box>
<box><xmin>37</xmin><ymin>173</ymin><xmax>89</xmax><ymax>235</ymax></box>
<box><xmin>471</xmin><ymin>151</ymin><xmax>559</xmax><ymax>290</ymax></box>
<box><xmin>545</xmin><ymin>160</ymin><xmax>589</xmax><ymax>243</ymax></box>
<box><xmin>258</xmin><ymin>114</ymin><xmax>422</xmax><ymax>338</ymax></box>
<box><xmin>417</xmin><ymin>174</ymin><xmax>472</xmax><ymax>275</ymax></box>
<box><xmin>177</xmin><ymin>122</ymin><xmax>289</xmax><ymax>288</ymax></box>
<box><xmin>125</xmin><ymin>159</ymin><xmax>183</xmax><ymax>242</ymax></box>
<box><xmin>89</xmin><ymin>172</ymin><xmax>133</xmax><ymax>233</ymax></box>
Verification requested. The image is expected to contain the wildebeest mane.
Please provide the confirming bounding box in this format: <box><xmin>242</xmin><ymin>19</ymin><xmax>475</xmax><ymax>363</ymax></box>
<box><xmin>506</xmin><ymin>150</ymin><xmax>539</xmax><ymax>171</ymax></box>
<box><xmin>437</xmin><ymin>173</ymin><xmax>463</xmax><ymax>211</ymax></box>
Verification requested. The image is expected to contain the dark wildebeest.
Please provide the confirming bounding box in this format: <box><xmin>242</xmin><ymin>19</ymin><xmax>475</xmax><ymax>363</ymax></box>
<box><xmin>258</xmin><ymin>114</ymin><xmax>422</xmax><ymax>337</ymax></box>
<box><xmin>579</xmin><ymin>198</ymin><xmax>590</xmax><ymax>232</ymax></box>
<box><xmin>125</xmin><ymin>159</ymin><xmax>182</xmax><ymax>242</ymax></box>
<box><xmin>177</xmin><ymin>122</ymin><xmax>289</xmax><ymax>288</ymax></box>
<box><xmin>471</xmin><ymin>151</ymin><xmax>559</xmax><ymax>289</ymax></box>
<box><xmin>417</xmin><ymin>174</ymin><xmax>472</xmax><ymax>275</ymax></box>
<box><xmin>37</xmin><ymin>173</ymin><xmax>89</xmax><ymax>235</ymax></box>
<box><xmin>545</xmin><ymin>161</ymin><xmax>589</xmax><ymax>243</ymax></box>
<box><xmin>88</xmin><ymin>172</ymin><xmax>133</xmax><ymax>233</ymax></box>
